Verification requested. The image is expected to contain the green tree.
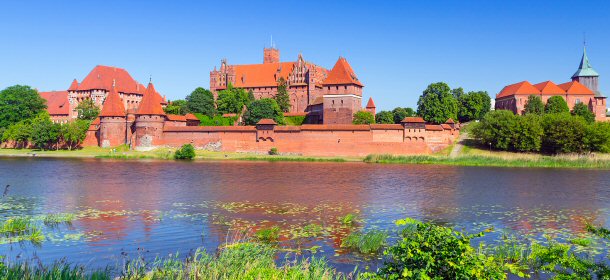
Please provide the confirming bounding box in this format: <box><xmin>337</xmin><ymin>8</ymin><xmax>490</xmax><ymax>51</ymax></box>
<box><xmin>457</xmin><ymin>91</ymin><xmax>491</xmax><ymax>122</ymax></box>
<box><xmin>471</xmin><ymin>110</ymin><xmax>517</xmax><ymax>150</ymax></box>
<box><xmin>164</xmin><ymin>99</ymin><xmax>189</xmax><ymax>115</ymax></box>
<box><xmin>30</xmin><ymin>113</ymin><xmax>60</xmax><ymax>150</ymax></box>
<box><xmin>542</xmin><ymin>113</ymin><xmax>587</xmax><ymax>153</ymax></box>
<box><xmin>0</xmin><ymin>85</ymin><xmax>47</xmax><ymax>129</ymax></box>
<box><xmin>545</xmin><ymin>96</ymin><xmax>569</xmax><ymax>114</ymax></box>
<box><xmin>417</xmin><ymin>82</ymin><xmax>458</xmax><ymax>124</ymax></box>
<box><xmin>353</xmin><ymin>111</ymin><xmax>375</xmax><ymax>124</ymax></box>
<box><xmin>61</xmin><ymin>120</ymin><xmax>90</xmax><ymax>150</ymax></box>
<box><xmin>523</xmin><ymin>95</ymin><xmax>544</xmax><ymax>115</ymax></box>
<box><xmin>451</xmin><ymin>87</ymin><xmax>464</xmax><ymax>99</ymax></box>
<box><xmin>392</xmin><ymin>107</ymin><xmax>415</xmax><ymax>124</ymax></box>
<box><xmin>572</xmin><ymin>102</ymin><xmax>595</xmax><ymax>124</ymax></box>
<box><xmin>75</xmin><ymin>99</ymin><xmax>100</xmax><ymax>120</ymax></box>
<box><xmin>174</xmin><ymin>144</ymin><xmax>196</xmax><ymax>160</ymax></box>
<box><xmin>244</xmin><ymin>98</ymin><xmax>285</xmax><ymax>125</ymax></box>
<box><xmin>1</xmin><ymin>121</ymin><xmax>32</xmax><ymax>148</ymax></box>
<box><xmin>375</xmin><ymin>111</ymin><xmax>394</xmax><ymax>124</ymax></box>
<box><xmin>186</xmin><ymin>88</ymin><xmax>215</xmax><ymax>116</ymax></box>
<box><xmin>217</xmin><ymin>84</ymin><xmax>254</xmax><ymax>115</ymax></box>
<box><xmin>512</xmin><ymin>114</ymin><xmax>543</xmax><ymax>152</ymax></box>
<box><xmin>585</xmin><ymin>122</ymin><xmax>610</xmax><ymax>153</ymax></box>
<box><xmin>274</xmin><ymin>78</ymin><xmax>290</xmax><ymax>113</ymax></box>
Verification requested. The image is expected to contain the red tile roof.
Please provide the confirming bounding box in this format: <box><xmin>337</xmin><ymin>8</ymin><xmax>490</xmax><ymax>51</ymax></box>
<box><xmin>533</xmin><ymin>81</ymin><xmax>564</xmax><ymax>94</ymax></box>
<box><xmin>257</xmin><ymin>118</ymin><xmax>277</xmax><ymax>125</ymax></box>
<box><xmin>185</xmin><ymin>113</ymin><xmax>199</xmax><ymax>121</ymax></box>
<box><xmin>232</xmin><ymin>62</ymin><xmax>294</xmax><ymax>88</ymax></box>
<box><xmin>425</xmin><ymin>124</ymin><xmax>444</xmax><ymax>131</ymax></box>
<box><xmin>78</xmin><ymin>65</ymin><xmax>143</xmax><ymax>93</ymax></box>
<box><xmin>91</xmin><ymin>117</ymin><xmax>100</xmax><ymax>125</ymax></box>
<box><xmin>137</xmin><ymin>83</ymin><xmax>166</xmax><ymax>115</ymax></box>
<box><xmin>366</xmin><ymin>97</ymin><xmax>376</xmax><ymax>108</ymax></box>
<box><xmin>68</xmin><ymin>79</ymin><xmax>79</xmax><ymax>91</ymax></box>
<box><xmin>445</xmin><ymin>118</ymin><xmax>455</xmax><ymax>124</ymax></box>
<box><xmin>39</xmin><ymin>91</ymin><xmax>70</xmax><ymax>116</ymax></box>
<box><xmin>496</xmin><ymin>81</ymin><xmax>540</xmax><ymax>98</ymax></box>
<box><xmin>222</xmin><ymin>113</ymin><xmax>237</xmax><ymax>117</ymax></box>
<box><xmin>99</xmin><ymin>87</ymin><xmax>126</xmax><ymax>117</ymax></box>
<box><xmin>557</xmin><ymin>81</ymin><xmax>594</xmax><ymax>95</ymax></box>
<box><xmin>166</xmin><ymin>114</ymin><xmax>187</xmax><ymax>121</ymax></box>
<box><xmin>370</xmin><ymin>124</ymin><xmax>403</xmax><ymax>130</ymax></box>
<box><xmin>322</xmin><ymin>57</ymin><xmax>363</xmax><ymax>86</ymax></box>
<box><xmin>401</xmin><ymin>117</ymin><xmax>425</xmax><ymax>123</ymax></box>
<box><xmin>441</xmin><ymin>124</ymin><xmax>452</xmax><ymax>130</ymax></box>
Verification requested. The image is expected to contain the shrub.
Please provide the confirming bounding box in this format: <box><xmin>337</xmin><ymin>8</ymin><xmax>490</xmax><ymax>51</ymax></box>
<box><xmin>174</xmin><ymin>144</ymin><xmax>195</xmax><ymax>160</ymax></box>
<box><xmin>417</xmin><ymin>82</ymin><xmax>458</xmax><ymax>124</ymax></box>
<box><xmin>377</xmin><ymin>218</ymin><xmax>506</xmax><ymax>279</ymax></box>
<box><xmin>572</xmin><ymin>102</ymin><xmax>595</xmax><ymax>124</ymax></box>
<box><xmin>542</xmin><ymin>113</ymin><xmax>587</xmax><ymax>153</ymax></box>
<box><xmin>269</xmin><ymin>147</ymin><xmax>278</xmax><ymax>155</ymax></box>
<box><xmin>511</xmin><ymin>114</ymin><xmax>543</xmax><ymax>152</ymax></box>
<box><xmin>545</xmin><ymin>96</ymin><xmax>570</xmax><ymax>114</ymax></box>
<box><xmin>375</xmin><ymin>111</ymin><xmax>394</xmax><ymax>124</ymax></box>
<box><xmin>284</xmin><ymin>115</ymin><xmax>306</xmax><ymax>126</ymax></box>
<box><xmin>471</xmin><ymin>110</ymin><xmax>517</xmax><ymax>150</ymax></box>
<box><xmin>523</xmin><ymin>95</ymin><xmax>544</xmax><ymax>115</ymax></box>
<box><xmin>352</xmin><ymin>110</ymin><xmax>375</xmax><ymax>124</ymax></box>
<box><xmin>244</xmin><ymin>98</ymin><xmax>285</xmax><ymax>125</ymax></box>
<box><xmin>584</xmin><ymin>121</ymin><xmax>610</xmax><ymax>153</ymax></box>
<box><xmin>195</xmin><ymin>114</ymin><xmax>237</xmax><ymax>126</ymax></box>
<box><xmin>341</xmin><ymin>230</ymin><xmax>388</xmax><ymax>254</ymax></box>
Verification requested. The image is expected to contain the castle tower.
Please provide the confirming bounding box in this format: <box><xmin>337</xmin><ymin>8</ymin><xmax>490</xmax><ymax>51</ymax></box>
<box><xmin>365</xmin><ymin>97</ymin><xmax>376</xmax><ymax>116</ymax></box>
<box><xmin>321</xmin><ymin>57</ymin><xmax>364</xmax><ymax>124</ymax></box>
<box><xmin>572</xmin><ymin>46</ymin><xmax>600</xmax><ymax>95</ymax></box>
<box><xmin>98</xmin><ymin>86</ymin><xmax>127</xmax><ymax>148</ymax></box>
<box><xmin>135</xmin><ymin>82</ymin><xmax>166</xmax><ymax>150</ymax></box>
<box><xmin>263</xmin><ymin>48</ymin><xmax>280</xmax><ymax>64</ymax></box>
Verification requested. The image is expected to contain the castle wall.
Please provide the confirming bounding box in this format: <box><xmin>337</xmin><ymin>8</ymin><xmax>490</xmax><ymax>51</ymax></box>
<box><xmin>153</xmin><ymin>125</ymin><xmax>458</xmax><ymax>157</ymax></box>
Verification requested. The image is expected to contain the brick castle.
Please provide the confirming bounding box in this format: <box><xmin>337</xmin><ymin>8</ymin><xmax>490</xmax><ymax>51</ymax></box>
<box><xmin>495</xmin><ymin>47</ymin><xmax>607</xmax><ymax>121</ymax></box>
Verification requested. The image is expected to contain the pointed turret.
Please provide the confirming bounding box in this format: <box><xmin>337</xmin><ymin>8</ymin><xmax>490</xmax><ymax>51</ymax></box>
<box><xmin>366</xmin><ymin>97</ymin><xmax>376</xmax><ymax>109</ymax></box>
<box><xmin>322</xmin><ymin>57</ymin><xmax>363</xmax><ymax>87</ymax></box>
<box><xmin>136</xmin><ymin>82</ymin><xmax>166</xmax><ymax>115</ymax></box>
<box><xmin>99</xmin><ymin>86</ymin><xmax>126</xmax><ymax>117</ymax></box>
<box><xmin>68</xmin><ymin>79</ymin><xmax>79</xmax><ymax>91</ymax></box>
<box><xmin>572</xmin><ymin>46</ymin><xmax>599</xmax><ymax>79</ymax></box>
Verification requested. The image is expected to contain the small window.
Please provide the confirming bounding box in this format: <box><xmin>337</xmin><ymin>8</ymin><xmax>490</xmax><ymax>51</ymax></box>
<box><xmin>576</xmin><ymin>99</ymin><xmax>581</xmax><ymax>104</ymax></box>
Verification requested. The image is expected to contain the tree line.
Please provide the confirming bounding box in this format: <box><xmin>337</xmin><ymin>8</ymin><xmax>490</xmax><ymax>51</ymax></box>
<box><xmin>0</xmin><ymin>85</ymin><xmax>93</xmax><ymax>150</ymax></box>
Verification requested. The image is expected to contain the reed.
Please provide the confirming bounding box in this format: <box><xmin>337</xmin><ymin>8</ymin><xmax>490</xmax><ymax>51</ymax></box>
<box><xmin>341</xmin><ymin>230</ymin><xmax>388</xmax><ymax>254</ymax></box>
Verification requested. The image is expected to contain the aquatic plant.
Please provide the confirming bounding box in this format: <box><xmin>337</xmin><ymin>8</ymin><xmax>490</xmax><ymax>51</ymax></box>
<box><xmin>255</xmin><ymin>226</ymin><xmax>280</xmax><ymax>243</ymax></box>
<box><xmin>340</xmin><ymin>213</ymin><xmax>358</xmax><ymax>226</ymax></box>
<box><xmin>43</xmin><ymin>213</ymin><xmax>75</xmax><ymax>226</ymax></box>
<box><xmin>0</xmin><ymin>259</ymin><xmax>110</xmax><ymax>280</ymax></box>
<box><xmin>0</xmin><ymin>217</ymin><xmax>31</xmax><ymax>236</ymax></box>
<box><xmin>341</xmin><ymin>230</ymin><xmax>388</xmax><ymax>254</ymax></box>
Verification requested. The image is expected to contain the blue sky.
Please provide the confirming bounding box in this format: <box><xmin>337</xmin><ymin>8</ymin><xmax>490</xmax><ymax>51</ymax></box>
<box><xmin>1</xmin><ymin>0</ymin><xmax>609</xmax><ymax>110</ymax></box>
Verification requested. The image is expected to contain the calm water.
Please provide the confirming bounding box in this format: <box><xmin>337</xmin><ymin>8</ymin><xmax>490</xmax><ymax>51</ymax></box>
<box><xmin>0</xmin><ymin>157</ymin><xmax>609</xmax><ymax>273</ymax></box>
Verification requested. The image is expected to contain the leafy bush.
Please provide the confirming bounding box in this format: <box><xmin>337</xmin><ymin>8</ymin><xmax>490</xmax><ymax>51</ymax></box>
<box><xmin>545</xmin><ymin>96</ymin><xmax>570</xmax><ymax>114</ymax></box>
<box><xmin>341</xmin><ymin>230</ymin><xmax>387</xmax><ymax>254</ymax></box>
<box><xmin>195</xmin><ymin>114</ymin><xmax>237</xmax><ymax>126</ymax></box>
<box><xmin>244</xmin><ymin>98</ymin><xmax>285</xmax><ymax>125</ymax></box>
<box><xmin>174</xmin><ymin>144</ymin><xmax>195</xmax><ymax>160</ymax></box>
<box><xmin>375</xmin><ymin>111</ymin><xmax>395</xmax><ymax>124</ymax></box>
<box><xmin>572</xmin><ymin>102</ymin><xmax>595</xmax><ymax>124</ymax></box>
<box><xmin>284</xmin><ymin>115</ymin><xmax>306</xmax><ymax>126</ymax></box>
<box><xmin>456</xmin><ymin>90</ymin><xmax>491</xmax><ymax>122</ymax></box>
<box><xmin>268</xmin><ymin>147</ymin><xmax>278</xmax><ymax>155</ymax></box>
<box><xmin>417</xmin><ymin>82</ymin><xmax>458</xmax><ymax>124</ymax></box>
<box><xmin>524</xmin><ymin>95</ymin><xmax>544</xmax><ymax>115</ymax></box>
<box><xmin>377</xmin><ymin>218</ymin><xmax>506</xmax><ymax>279</ymax></box>
<box><xmin>352</xmin><ymin>111</ymin><xmax>375</xmax><ymax>124</ymax></box>
<box><xmin>541</xmin><ymin>113</ymin><xmax>587</xmax><ymax>153</ymax></box>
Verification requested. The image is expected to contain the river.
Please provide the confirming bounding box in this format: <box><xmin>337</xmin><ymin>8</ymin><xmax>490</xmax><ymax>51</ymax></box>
<box><xmin>0</xmin><ymin>157</ymin><xmax>609</xmax><ymax>273</ymax></box>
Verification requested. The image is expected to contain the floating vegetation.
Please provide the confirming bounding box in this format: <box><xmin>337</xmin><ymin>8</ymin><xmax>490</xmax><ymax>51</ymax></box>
<box><xmin>341</xmin><ymin>230</ymin><xmax>388</xmax><ymax>254</ymax></box>
<box><xmin>255</xmin><ymin>226</ymin><xmax>280</xmax><ymax>243</ymax></box>
<box><xmin>43</xmin><ymin>213</ymin><xmax>75</xmax><ymax>226</ymax></box>
<box><xmin>340</xmin><ymin>213</ymin><xmax>358</xmax><ymax>226</ymax></box>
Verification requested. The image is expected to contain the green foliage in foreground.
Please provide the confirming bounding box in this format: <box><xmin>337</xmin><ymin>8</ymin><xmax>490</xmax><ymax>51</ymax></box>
<box><xmin>0</xmin><ymin>85</ymin><xmax>47</xmax><ymax>129</ymax></box>
<box><xmin>341</xmin><ymin>230</ymin><xmax>388</xmax><ymax>254</ymax></box>
<box><xmin>364</xmin><ymin>154</ymin><xmax>610</xmax><ymax>169</ymax></box>
<box><xmin>174</xmin><ymin>144</ymin><xmax>195</xmax><ymax>160</ymax></box>
<box><xmin>352</xmin><ymin>111</ymin><xmax>375</xmax><ymax>125</ymax></box>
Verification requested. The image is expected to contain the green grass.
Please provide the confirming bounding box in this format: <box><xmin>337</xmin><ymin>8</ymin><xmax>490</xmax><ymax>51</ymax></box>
<box><xmin>341</xmin><ymin>230</ymin><xmax>388</xmax><ymax>254</ymax></box>
<box><xmin>0</xmin><ymin>261</ymin><xmax>111</xmax><ymax>280</ymax></box>
<box><xmin>364</xmin><ymin>154</ymin><xmax>610</xmax><ymax>169</ymax></box>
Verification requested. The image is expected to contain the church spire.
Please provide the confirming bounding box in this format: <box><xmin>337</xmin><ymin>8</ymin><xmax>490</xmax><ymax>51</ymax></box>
<box><xmin>572</xmin><ymin>45</ymin><xmax>599</xmax><ymax>78</ymax></box>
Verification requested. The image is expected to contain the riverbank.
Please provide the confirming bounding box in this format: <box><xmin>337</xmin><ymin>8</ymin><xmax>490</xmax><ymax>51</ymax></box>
<box><xmin>3</xmin><ymin>145</ymin><xmax>610</xmax><ymax>169</ymax></box>
<box><xmin>0</xmin><ymin>147</ymin><xmax>355</xmax><ymax>163</ymax></box>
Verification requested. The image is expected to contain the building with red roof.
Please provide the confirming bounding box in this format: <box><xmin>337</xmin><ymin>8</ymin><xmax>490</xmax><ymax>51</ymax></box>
<box><xmin>210</xmin><ymin>48</ymin><xmax>367</xmax><ymax>124</ymax></box>
<box><xmin>39</xmin><ymin>91</ymin><xmax>70</xmax><ymax>123</ymax></box>
<box><xmin>495</xmin><ymin>47</ymin><xmax>606</xmax><ymax>121</ymax></box>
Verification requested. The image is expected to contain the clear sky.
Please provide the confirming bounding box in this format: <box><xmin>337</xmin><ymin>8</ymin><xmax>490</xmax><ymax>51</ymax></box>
<box><xmin>1</xmin><ymin>0</ymin><xmax>609</xmax><ymax>110</ymax></box>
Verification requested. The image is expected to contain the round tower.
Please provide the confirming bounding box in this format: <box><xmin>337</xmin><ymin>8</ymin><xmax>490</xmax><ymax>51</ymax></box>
<box><xmin>98</xmin><ymin>86</ymin><xmax>127</xmax><ymax>147</ymax></box>
<box><xmin>134</xmin><ymin>82</ymin><xmax>166</xmax><ymax>150</ymax></box>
